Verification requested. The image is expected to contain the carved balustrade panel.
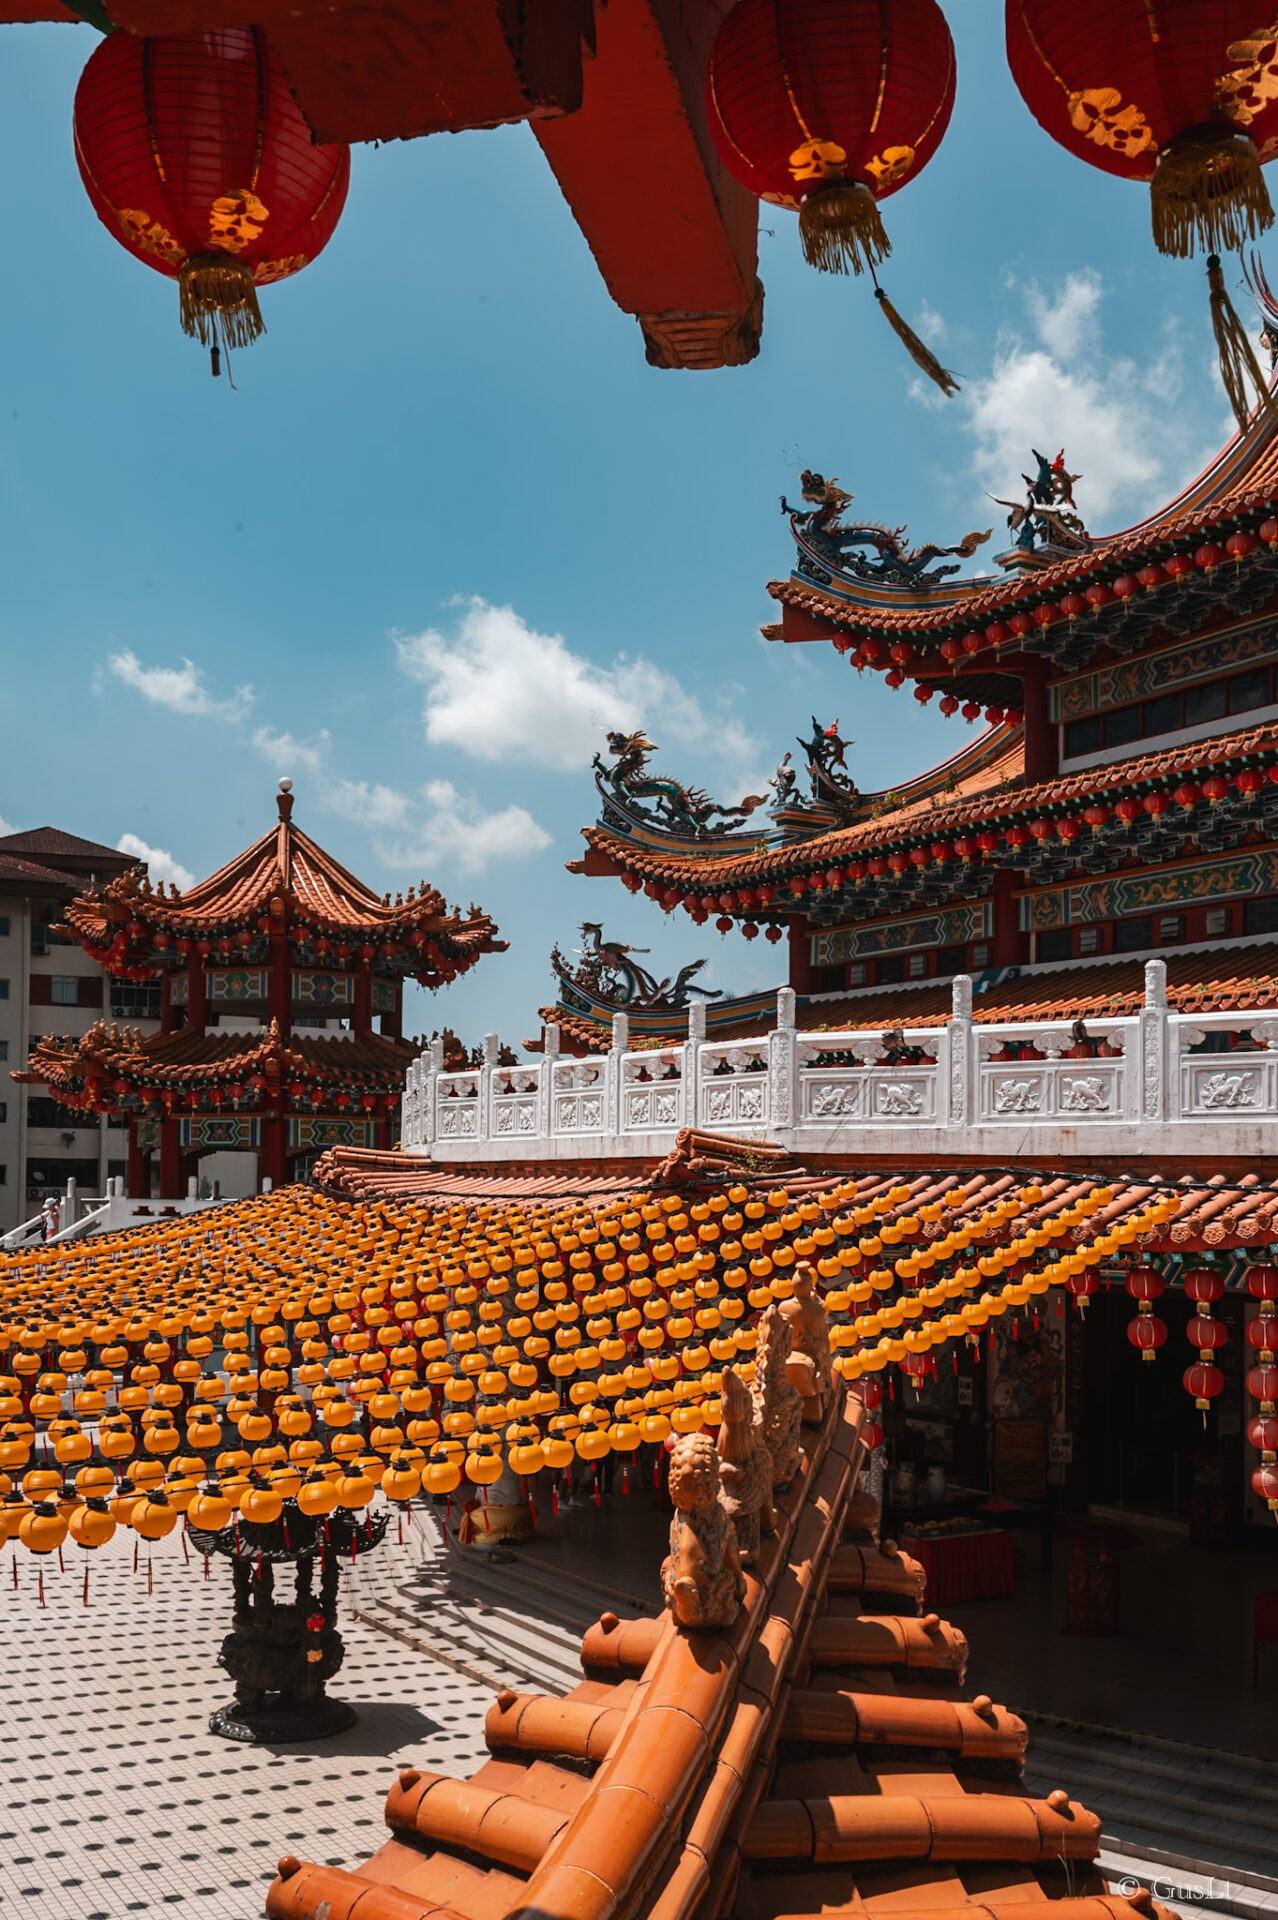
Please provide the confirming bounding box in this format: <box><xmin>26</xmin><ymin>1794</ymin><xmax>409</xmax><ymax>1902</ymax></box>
<box><xmin>697</xmin><ymin>1044</ymin><xmax>770</xmax><ymax>1131</ymax></box>
<box><xmin>489</xmin><ymin>1065</ymin><xmax>543</xmax><ymax>1140</ymax></box>
<box><xmin>435</xmin><ymin>1071</ymin><xmax>481</xmax><ymax>1141</ymax></box>
<box><xmin>621</xmin><ymin>1050</ymin><xmax>684</xmax><ymax>1133</ymax></box>
<box><xmin>550</xmin><ymin>1057</ymin><xmax>608</xmax><ymax>1136</ymax></box>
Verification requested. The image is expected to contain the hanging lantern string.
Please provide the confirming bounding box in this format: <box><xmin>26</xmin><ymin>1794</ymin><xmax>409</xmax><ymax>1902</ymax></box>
<box><xmin>1207</xmin><ymin>254</ymin><xmax>1278</xmax><ymax>433</ymax></box>
<box><xmin>868</xmin><ymin>264</ymin><xmax>960</xmax><ymax>398</ymax></box>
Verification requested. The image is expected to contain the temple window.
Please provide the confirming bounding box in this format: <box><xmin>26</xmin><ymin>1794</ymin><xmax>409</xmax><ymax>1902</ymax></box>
<box><xmin>1114</xmin><ymin>916</ymin><xmax>1153</xmax><ymax>953</ymax></box>
<box><xmin>877</xmin><ymin>955</ymin><xmax>907</xmax><ymax>985</ymax></box>
<box><xmin>1206</xmin><ymin>906</ymin><xmax>1231</xmax><ymax>936</ymax></box>
<box><xmin>1244</xmin><ymin>895</ymin><xmax>1278</xmax><ymax>935</ymax></box>
<box><xmin>849</xmin><ymin>962</ymin><xmax>868</xmax><ymax>986</ymax></box>
<box><xmin>1078</xmin><ymin>927</ymin><xmax>1101</xmax><ymax>955</ymax></box>
<box><xmin>1157</xmin><ymin>914</ymin><xmax>1184</xmax><ymax>944</ymax></box>
<box><xmin>1063</xmin><ymin>662</ymin><xmax>1278</xmax><ymax>760</ymax></box>
<box><xmin>971</xmin><ymin>943</ymin><xmax>992</xmax><ymax>969</ymax></box>
<box><xmin>1038</xmin><ymin>928</ymin><xmax>1072</xmax><ymax>963</ymax></box>
<box><xmin>935</xmin><ymin>944</ymin><xmax>966</xmax><ymax>975</ymax></box>
<box><xmin>907</xmin><ymin>953</ymin><xmax>928</xmax><ymax>979</ymax></box>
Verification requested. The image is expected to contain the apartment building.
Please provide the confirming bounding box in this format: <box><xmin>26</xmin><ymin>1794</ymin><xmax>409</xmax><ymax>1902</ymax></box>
<box><xmin>0</xmin><ymin>827</ymin><xmax>158</xmax><ymax>1232</ymax></box>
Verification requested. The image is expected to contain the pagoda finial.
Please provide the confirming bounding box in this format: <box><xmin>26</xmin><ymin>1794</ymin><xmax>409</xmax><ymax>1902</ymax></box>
<box><xmin>276</xmin><ymin>777</ymin><xmax>294</xmax><ymax>823</ymax></box>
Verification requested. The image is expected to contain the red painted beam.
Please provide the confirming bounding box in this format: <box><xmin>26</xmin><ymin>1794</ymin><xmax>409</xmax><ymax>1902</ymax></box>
<box><xmin>779</xmin><ymin>601</ymin><xmax>851</xmax><ymax>644</ymax></box>
<box><xmin>95</xmin><ymin>0</ymin><xmax>595</xmax><ymax>142</ymax></box>
<box><xmin>533</xmin><ymin>0</ymin><xmax>762</xmax><ymax>368</ymax></box>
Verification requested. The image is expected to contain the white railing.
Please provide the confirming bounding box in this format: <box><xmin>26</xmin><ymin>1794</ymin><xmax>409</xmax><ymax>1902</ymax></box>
<box><xmin>401</xmin><ymin>964</ymin><xmax>1278</xmax><ymax>1163</ymax></box>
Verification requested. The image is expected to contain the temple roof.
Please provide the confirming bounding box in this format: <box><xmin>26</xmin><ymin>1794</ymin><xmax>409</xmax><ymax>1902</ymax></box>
<box><xmin>580</xmin><ymin>718</ymin><xmax>1278</xmax><ymax>913</ymax></box>
<box><xmin>769</xmin><ymin>402</ymin><xmax>1278</xmax><ymax>683</ymax></box>
<box><xmin>17</xmin><ymin>1017</ymin><xmax>415</xmax><ymax>1115</ymax></box>
<box><xmin>538</xmin><ymin>938</ymin><xmax>1278</xmax><ymax>1052</ymax></box>
<box><xmin>60</xmin><ymin>784</ymin><xmax>506</xmax><ymax>987</ymax></box>
<box><xmin>0</xmin><ymin>826</ymin><xmax>136</xmax><ymax>880</ymax></box>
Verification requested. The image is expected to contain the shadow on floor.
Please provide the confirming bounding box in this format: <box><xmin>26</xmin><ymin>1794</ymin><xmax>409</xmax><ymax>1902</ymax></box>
<box><xmin>947</xmin><ymin>1526</ymin><xmax>1278</xmax><ymax>1759</ymax></box>
<box><xmin>259</xmin><ymin>1700</ymin><xmax>443</xmax><ymax>1759</ymax></box>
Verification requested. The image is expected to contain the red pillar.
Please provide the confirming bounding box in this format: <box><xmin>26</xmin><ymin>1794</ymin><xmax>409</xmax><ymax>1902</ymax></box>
<box><xmin>261</xmin><ymin>1108</ymin><xmax>287</xmax><ymax>1189</ymax></box>
<box><xmin>160</xmin><ymin>972</ymin><xmax>175</xmax><ymax>1035</ymax></box>
<box><xmin>1020</xmin><ymin>656</ymin><xmax>1058</xmax><ymax>785</ymax></box>
<box><xmin>269</xmin><ymin>927</ymin><xmax>291</xmax><ymax>1037</ymax></box>
<box><xmin>159</xmin><ymin>1116</ymin><xmax>181</xmax><ymax>1197</ymax></box>
<box><xmin>353</xmin><ymin>959</ymin><xmax>372</xmax><ymax>1035</ymax></box>
<box><xmin>992</xmin><ymin>870</ymin><xmax>1027</xmax><ymax>968</ymax></box>
<box><xmin>787</xmin><ymin>914</ymin><xmax>813</xmax><ymax>994</ymax></box>
<box><xmin>187</xmin><ymin>962</ymin><xmax>208</xmax><ymax>1031</ymax></box>
<box><xmin>127</xmin><ymin>1119</ymin><xmax>148</xmax><ymax>1198</ymax></box>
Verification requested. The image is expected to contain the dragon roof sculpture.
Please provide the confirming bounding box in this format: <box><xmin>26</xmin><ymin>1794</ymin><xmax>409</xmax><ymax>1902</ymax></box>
<box><xmin>551</xmin><ymin>922</ymin><xmax>721</xmax><ymax>1015</ymax></box>
<box><xmin>784</xmin><ymin>468</ymin><xmax>992</xmax><ymax>594</ymax></box>
<box><xmin>593</xmin><ymin>732</ymin><xmax>769</xmax><ymax>841</ymax></box>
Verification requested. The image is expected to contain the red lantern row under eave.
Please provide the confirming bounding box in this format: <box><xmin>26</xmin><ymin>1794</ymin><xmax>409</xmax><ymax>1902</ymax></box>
<box><xmin>74</xmin><ymin>27</ymin><xmax>350</xmax><ymax>366</ymax></box>
<box><xmin>705</xmin><ymin>0</ymin><xmax>959</xmax><ymax>394</ymax></box>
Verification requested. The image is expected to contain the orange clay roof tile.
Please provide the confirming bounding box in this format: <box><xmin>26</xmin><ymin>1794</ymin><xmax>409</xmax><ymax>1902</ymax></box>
<box><xmin>264</xmin><ymin>1388</ymin><xmax>1177</xmax><ymax>1920</ymax></box>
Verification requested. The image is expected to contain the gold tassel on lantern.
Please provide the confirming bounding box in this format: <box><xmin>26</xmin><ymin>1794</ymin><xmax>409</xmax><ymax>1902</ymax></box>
<box><xmin>798</xmin><ymin>180</ymin><xmax>890</xmax><ymax>276</ymax></box>
<box><xmin>1207</xmin><ymin>254</ymin><xmax>1276</xmax><ymax>433</ymax></box>
<box><xmin>178</xmin><ymin>255</ymin><xmax>266</xmax><ymax>352</ymax></box>
<box><xmin>1151</xmin><ymin>129</ymin><xmax>1273</xmax><ymax>259</ymax></box>
<box><xmin>874</xmin><ymin>285</ymin><xmax>959</xmax><ymax>397</ymax></box>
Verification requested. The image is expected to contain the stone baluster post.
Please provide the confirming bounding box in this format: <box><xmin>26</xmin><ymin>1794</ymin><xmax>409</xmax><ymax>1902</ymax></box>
<box><xmin>947</xmin><ymin>974</ymin><xmax>973</xmax><ymax>1130</ymax></box>
<box><xmin>684</xmin><ymin>999</ymin><xmax>706</xmax><ymax>1129</ymax></box>
<box><xmin>607</xmin><ymin>1012</ymin><xmax>629</xmax><ymax>1141</ymax></box>
<box><xmin>767</xmin><ymin>987</ymin><xmax>797</xmax><ymax>1136</ymax></box>
<box><xmin>479</xmin><ymin>1032</ymin><xmax>499</xmax><ymax>1145</ymax></box>
<box><xmin>425</xmin><ymin>1034</ymin><xmax>445</xmax><ymax>1149</ymax></box>
<box><xmin>540</xmin><ymin>1023</ymin><xmax>560</xmax><ymax>1140</ymax></box>
<box><xmin>1141</xmin><ymin>957</ymin><xmax>1169</xmax><ymax>1122</ymax></box>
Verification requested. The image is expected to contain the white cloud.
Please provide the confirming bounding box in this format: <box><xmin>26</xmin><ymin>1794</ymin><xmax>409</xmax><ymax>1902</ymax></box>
<box><xmin>938</xmin><ymin>269</ymin><xmax>1214</xmax><ymax>526</ymax></box>
<box><xmin>1025</xmin><ymin>268</ymin><xmax>1102</xmax><ymax>362</ymax></box>
<box><xmin>0</xmin><ymin>814</ymin><xmax>15</xmax><ymax>837</ymax></box>
<box><xmin>379</xmin><ymin>779</ymin><xmax>551</xmax><ymax>876</ymax></box>
<box><xmin>396</xmin><ymin>598</ymin><xmax>763</xmax><ymax>786</ymax></box>
<box><xmin>116</xmin><ymin>832</ymin><xmax>195</xmax><ymax>891</ymax></box>
<box><xmin>250</xmin><ymin>725</ymin><xmax>330</xmax><ymax>777</ymax></box>
<box><xmin>108</xmin><ymin>650</ymin><xmax>254</xmax><ymax>721</ymax></box>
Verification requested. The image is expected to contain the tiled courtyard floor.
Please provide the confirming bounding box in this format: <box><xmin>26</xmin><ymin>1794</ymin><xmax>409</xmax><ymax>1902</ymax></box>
<box><xmin>0</xmin><ymin>1526</ymin><xmax>494</xmax><ymax>1920</ymax></box>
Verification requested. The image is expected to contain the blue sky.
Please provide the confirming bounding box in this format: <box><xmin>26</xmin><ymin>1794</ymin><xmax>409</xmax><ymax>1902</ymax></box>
<box><xmin>0</xmin><ymin>3</ymin><xmax>1242</xmax><ymax>1048</ymax></box>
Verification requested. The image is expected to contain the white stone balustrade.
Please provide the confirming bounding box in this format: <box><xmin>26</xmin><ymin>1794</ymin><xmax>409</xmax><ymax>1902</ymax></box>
<box><xmin>400</xmin><ymin>961</ymin><xmax>1278</xmax><ymax>1162</ymax></box>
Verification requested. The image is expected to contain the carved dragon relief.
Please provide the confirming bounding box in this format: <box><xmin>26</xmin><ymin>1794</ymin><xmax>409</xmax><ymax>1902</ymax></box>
<box><xmin>593</xmin><ymin>730</ymin><xmax>768</xmax><ymax>839</ymax></box>
<box><xmin>784</xmin><ymin>469</ymin><xmax>991</xmax><ymax>590</ymax></box>
<box><xmin>551</xmin><ymin>922</ymin><xmax>723</xmax><ymax>1014</ymax></box>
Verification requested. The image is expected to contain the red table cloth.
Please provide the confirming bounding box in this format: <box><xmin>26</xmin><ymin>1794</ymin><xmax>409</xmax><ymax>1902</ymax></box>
<box><xmin>899</xmin><ymin>1527</ymin><xmax>1015</xmax><ymax>1605</ymax></box>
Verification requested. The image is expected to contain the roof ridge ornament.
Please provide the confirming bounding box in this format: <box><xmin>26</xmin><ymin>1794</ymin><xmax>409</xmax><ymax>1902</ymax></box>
<box><xmin>594</xmin><ymin>731</ymin><xmax>768</xmax><ymax>839</ymax></box>
<box><xmin>784</xmin><ymin>469</ymin><xmax>991</xmax><ymax>591</ymax></box>
<box><xmin>990</xmin><ymin>447</ymin><xmax>1092</xmax><ymax>570</ymax></box>
<box><xmin>552</xmin><ymin>921</ymin><xmax>723</xmax><ymax>1013</ymax></box>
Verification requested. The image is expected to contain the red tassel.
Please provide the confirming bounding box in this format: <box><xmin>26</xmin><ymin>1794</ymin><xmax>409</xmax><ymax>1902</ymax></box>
<box><xmin>653</xmin><ymin>1459</ymin><xmax>660</xmax><ymax>1491</ymax></box>
<box><xmin>83</xmin><ymin>1566</ymin><xmax>90</xmax><ymax>1607</ymax></box>
<box><xmin>622</xmin><ymin>1468</ymin><xmax>629</xmax><ymax>1495</ymax></box>
<box><xmin>133</xmin><ymin>1539</ymin><xmax>139</xmax><ymax>1575</ymax></box>
<box><xmin>282</xmin><ymin>1517</ymin><xmax>290</xmax><ymax>1551</ymax></box>
<box><xmin>350</xmin><ymin>1536</ymin><xmax>357</xmax><ymax>1564</ymax></box>
<box><xmin>552</xmin><ymin>1483</ymin><xmax>559</xmax><ymax>1517</ymax></box>
<box><xmin>11</xmin><ymin>1558</ymin><xmax>17</xmax><ymax>1590</ymax></box>
<box><xmin>203</xmin><ymin>1553</ymin><xmax>210</xmax><ymax>1581</ymax></box>
<box><xmin>529</xmin><ymin>1499</ymin><xmax>537</xmax><ymax>1527</ymax></box>
<box><xmin>181</xmin><ymin>1529</ymin><xmax>190</xmax><ymax>1565</ymax></box>
<box><xmin>147</xmin><ymin>1557</ymin><xmax>153</xmax><ymax>1596</ymax></box>
<box><xmin>38</xmin><ymin>1568</ymin><xmax>45</xmax><ymax>1608</ymax></box>
<box><xmin>58</xmin><ymin>1546</ymin><xmax>65</xmax><ymax>1574</ymax></box>
<box><xmin>593</xmin><ymin>1471</ymin><xmax>601</xmax><ymax>1510</ymax></box>
<box><xmin>397</xmin><ymin>1514</ymin><xmax>403</xmax><ymax>1545</ymax></box>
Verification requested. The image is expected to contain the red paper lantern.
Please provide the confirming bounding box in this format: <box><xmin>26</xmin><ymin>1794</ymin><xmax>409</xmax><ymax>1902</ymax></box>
<box><xmin>961</xmin><ymin>701</ymin><xmax>982</xmax><ymax>721</ymax></box>
<box><xmin>1183</xmin><ymin>1361</ymin><xmax>1225</xmax><ymax>1410</ymax></box>
<box><xmin>74</xmin><ymin>28</ymin><xmax>349</xmax><ymax>362</ymax></box>
<box><xmin>1246</xmin><ymin>1264</ymin><xmax>1278</xmax><ymax>1300</ymax></box>
<box><xmin>939</xmin><ymin>694</ymin><xmax>960</xmax><ymax>716</ymax></box>
<box><xmin>1236</xmin><ymin>767</ymin><xmax>1265</xmax><ymax>794</ymax></box>
<box><xmin>765</xmin><ymin>924</ymin><xmax>784</xmax><ymax>944</ymax></box>
<box><xmin>1005</xmin><ymin>5</ymin><xmax>1278</xmax><ymax>262</ymax></box>
<box><xmin>1195</xmin><ymin>543</ymin><xmax>1224</xmax><ymax>572</ymax></box>
<box><xmin>1202</xmin><ymin>774</ymin><xmax>1231</xmax><ymax>804</ymax></box>
<box><xmin>1085</xmin><ymin>581</ymin><xmax>1114</xmax><ymax>606</ymax></box>
<box><xmin>985</xmin><ymin>705</ymin><xmax>1006</xmax><ymax>725</ymax></box>
<box><xmin>1183</xmin><ymin>1265</ymin><xmax>1225</xmax><ymax>1304</ymax></box>
<box><xmin>1127</xmin><ymin>1311</ymin><xmax>1167</xmax><ymax>1361</ymax></box>
<box><xmin>1187</xmin><ymin>1314</ymin><xmax>1228</xmax><ymax>1352</ymax></box>
<box><xmin>705</xmin><ymin>0</ymin><xmax>956</xmax><ymax>272</ymax></box>
<box><xmin>1252</xmin><ymin>1461</ymin><xmax>1278</xmax><ymax>1512</ymax></box>
<box><xmin>1164</xmin><ymin>551</ymin><xmax>1195</xmax><ymax>578</ymax></box>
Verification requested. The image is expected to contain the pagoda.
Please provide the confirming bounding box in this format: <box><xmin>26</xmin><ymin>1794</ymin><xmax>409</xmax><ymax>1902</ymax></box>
<box><xmin>553</xmin><ymin>425</ymin><xmax>1278</xmax><ymax>1048</ymax></box>
<box><xmin>19</xmin><ymin>781</ymin><xmax>505</xmax><ymax>1195</ymax></box>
